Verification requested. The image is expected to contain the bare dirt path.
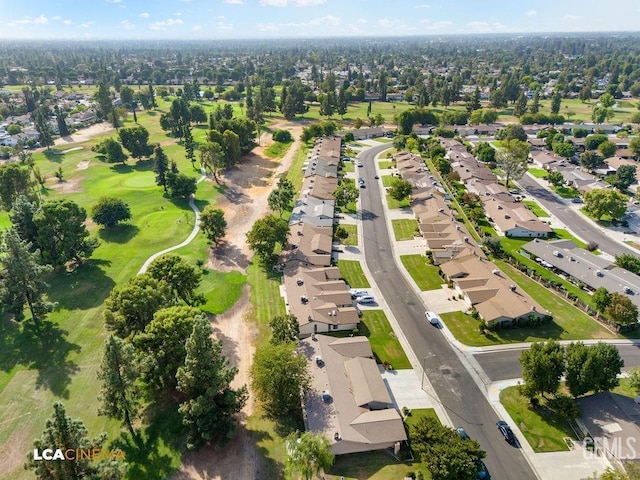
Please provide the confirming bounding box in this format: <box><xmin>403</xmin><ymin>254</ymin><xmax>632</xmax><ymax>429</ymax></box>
<box><xmin>173</xmin><ymin>121</ymin><xmax>303</xmax><ymax>480</ymax></box>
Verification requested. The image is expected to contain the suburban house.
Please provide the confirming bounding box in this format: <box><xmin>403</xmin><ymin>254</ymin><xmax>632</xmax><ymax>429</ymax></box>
<box><xmin>284</xmin><ymin>222</ymin><xmax>334</xmax><ymax>267</ymax></box>
<box><xmin>530</xmin><ymin>149</ymin><xmax>566</xmax><ymax>170</ymax></box>
<box><xmin>284</xmin><ymin>265</ymin><xmax>359</xmax><ymax>338</ymax></box>
<box><xmin>483</xmin><ymin>197</ymin><xmax>552</xmax><ymax>238</ymax></box>
<box><xmin>440</xmin><ymin>255</ymin><xmax>547</xmax><ymax>325</ymax></box>
<box><xmin>289</xmin><ymin>196</ymin><xmax>335</xmax><ymax>227</ymax></box>
<box><xmin>301</xmin><ymin>335</ymin><xmax>407</xmax><ymax>455</ymax></box>
<box><xmin>522</xmin><ymin>239</ymin><xmax>640</xmax><ymax>315</ymax></box>
<box><xmin>345</xmin><ymin>126</ymin><xmax>388</xmax><ymax>141</ymax></box>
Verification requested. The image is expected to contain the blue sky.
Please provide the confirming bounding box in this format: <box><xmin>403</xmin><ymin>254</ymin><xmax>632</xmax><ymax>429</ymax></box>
<box><xmin>2</xmin><ymin>0</ymin><xmax>640</xmax><ymax>40</ymax></box>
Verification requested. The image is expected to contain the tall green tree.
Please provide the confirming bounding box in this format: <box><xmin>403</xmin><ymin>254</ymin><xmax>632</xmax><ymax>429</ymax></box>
<box><xmin>564</xmin><ymin>341</ymin><xmax>591</xmax><ymax>397</ymax></box>
<box><xmin>153</xmin><ymin>144</ymin><xmax>169</xmax><ymax>192</ymax></box>
<box><xmin>222</xmin><ymin>129</ymin><xmax>241</xmax><ymax>167</ymax></box>
<box><xmin>166</xmin><ymin>171</ymin><xmax>197</xmax><ymax>198</ymax></box>
<box><xmin>104</xmin><ymin>273</ymin><xmax>174</xmax><ymax>338</ymax></box>
<box><xmin>333</xmin><ymin>180</ymin><xmax>359</xmax><ymax>207</ymax></box>
<box><xmin>410</xmin><ymin>416</ymin><xmax>486</xmax><ymax>480</ymax></box>
<box><xmin>269</xmin><ymin>314</ymin><xmax>299</xmax><ymax>345</ymax></box>
<box><xmin>267</xmin><ymin>177</ymin><xmax>295</xmax><ymax>217</ymax></box>
<box><xmin>0</xmin><ymin>163</ymin><xmax>32</xmax><ymax>210</ymax></box>
<box><xmin>147</xmin><ymin>254</ymin><xmax>203</xmax><ymax>306</ymax></box>
<box><xmin>92</xmin><ymin>137</ymin><xmax>128</xmax><ymax>164</ymax></box>
<box><xmin>199</xmin><ymin>206</ymin><xmax>227</xmax><ymax>244</ymax></box>
<box><xmin>246</xmin><ymin>215</ymin><xmax>289</xmax><ymax>260</ymax></box>
<box><xmin>606</xmin><ymin>293</ymin><xmax>638</xmax><ymax>325</ymax></box>
<box><xmin>580</xmin><ymin>151</ymin><xmax>604</xmax><ymax>171</ymax></box>
<box><xmin>118</xmin><ymin>125</ymin><xmax>153</xmax><ymax>161</ymax></box>
<box><xmin>520</xmin><ymin>340</ymin><xmax>565</xmax><ymax>399</ymax></box>
<box><xmin>389</xmin><ymin>178</ymin><xmax>413</xmax><ymax>202</ymax></box>
<box><xmin>134</xmin><ymin>306</ymin><xmax>200</xmax><ymax>394</ymax></box>
<box><xmin>33</xmin><ymin>107</ymin><xmax>54</xmax><ymax>150</ymax></box>
<box><xmin>95</xmin><ymin>81</ymin><xmax>113</xmax><ymax>121</ymax></box>
<box><xmin>251</xmin><ymin>341</ymin><xmax>309</xmax><ymax>418</ymax></box>
<box><xmin>54</xmin><ymin>105</ymin><xmax>70</xmax><ymax>137</ymax></box>
<box><xmin>584</xmin><ymin>189</ymin><xmax>627</xmax><ymax>221</ymax></box>
<box><xmin>0</xmin><ymin>228</ymin><xmax>53</xmax><ymax>324</ymax></box>
<box><xmin>97</xmin><ymin>335</ymin><xmax>141</xmax><ymax>438</ymax></box>
<box><xmin>91</xmin><ymin>197</ymin><xmax>131</xmax><ymax>228</ymax></box>
<box><xmin>285</xmin><ymin>432</ymin><xmax>335</xmax><ymax>480</ymax></box>
<box><xmin>592</xmin><ymin>287</ymin><xmax>611</xmax><ymax>313</ymax></box>
<box><xmin>9</xmin><ymin>194</ymin><xmax>38</xmax><ymax>245</ymax></box>
<box><xmin>34</xmin><ymin>199</ymin><xmax>97</xmax><ymax>266</ymax></box>
<box><xmin>177</xmin><ymin>316</ymin><xmax>247</xmax><ymax>450</ymax></box>
<box><xmin>182</xmin><ymin>124</ymin><xmax>196</xmax><ymax>165</ymax></box>
<box><xmin>496</xmin><ymin>139</ymin><xmax>530</xmax><ymax>188</ymax></box>
<box><xmin>25</xmin><ymin>402</ymin><xmax>124</xmax><ymax>480</ymax></box>
<box><xmin>550</xmin><ymin>91</ymin><xmax>562</xmax><ymax>115</ymax></box>
<box><xmin>199</xmin><ymin>141</ymin><xmax>225</xmax><ymax>183</ymax></box>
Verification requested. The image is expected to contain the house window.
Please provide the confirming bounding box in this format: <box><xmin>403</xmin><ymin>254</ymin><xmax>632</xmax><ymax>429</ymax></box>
<box><xmin>332</xmin><ymin>324</ymin><xmax>338</xmax><ymax>330</ymax></box>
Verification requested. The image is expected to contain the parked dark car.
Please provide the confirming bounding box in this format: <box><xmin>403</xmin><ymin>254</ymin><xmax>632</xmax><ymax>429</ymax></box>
<box><xmin>497</xmin><ymin>420</ymin><xmax>515</xmax><ymax>443</ymax></box>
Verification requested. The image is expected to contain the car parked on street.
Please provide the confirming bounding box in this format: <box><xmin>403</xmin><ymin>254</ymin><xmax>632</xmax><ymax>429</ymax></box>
<box><xmin>496</xmin><ymin>420</ymin><xmax>515</xmax><ymax>443</ymax></box>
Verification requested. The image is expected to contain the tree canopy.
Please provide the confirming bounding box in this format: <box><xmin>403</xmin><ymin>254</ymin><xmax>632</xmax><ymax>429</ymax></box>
<box><xmin>91</xmin><ymin>197</ymin><xmax>132</xmax><ymax>228</ymax></box>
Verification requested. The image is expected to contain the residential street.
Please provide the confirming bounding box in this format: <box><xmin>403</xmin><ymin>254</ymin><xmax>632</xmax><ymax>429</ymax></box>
<box><xmin>518</xmin><ymin>173</ymin><xmax>637</xmax><ymax>257</ymax></box>
<box><xmin>357</xmin><ymin>144</ymin><xmax>538</xmax><ymax>480</ymax></box>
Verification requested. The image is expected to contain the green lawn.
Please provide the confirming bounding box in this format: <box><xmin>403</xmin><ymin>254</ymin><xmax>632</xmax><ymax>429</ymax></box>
<box><xmin>378</xmin><ymin>160</ymin><xmax>395</xmax><ymax>169</ymax></box>
<box><xmin>327</xmin><ymin>451</ymin><xmax>417</xmax><ymax>480</ymax></box>
<box><xmin>386</xmin><ymin>194</ymin><xmax>411</xmax><ymax>209</ymax></box>
<box><xmin>400</xmin><ymin>255</ymin><xmax>444</xmax><ymax>291</ymax></box>
<box><xmin>392</xmin><ymin>219</ymin><xmax>419</xmax><ymax>241</ymax></box>
<box><xmin>528</xmin><ymin>168</ymin><xmax>548</xmax><ymax>179</ymax></box>
<box><xmin>372</xmin><ymin>137</ymin><xmax>394</xmax><ymax>143</ymax></box>
<box><xmin>554</xmin><ymin>186</ymin><xmax>580</xmax><ymax>199</ymax></box>
<box><xmin>500</xmin><ymin>386</ymin><xmax>574</xmax><ymax>453</ymax></box>
<box><xmin>382</xmin><ymin>175</ymin><xmax>395</xmax><ymax>187</ymax></box>
<box><xmin>404</xmin><ymin>408</ymin><xmax>441</xmax><ymax>429</ymax></box>
<box><xmin>522</xmin><ymin>200</ymin><xmax>550</xmax><ymax>218</ymax></box>
<box><xmin>360</xmin><ymin>310</ymin><xmax>411</xmax><ymax>370</ymax></box>
<box><xmin>342</xmin><ymin>161</ymin><xmax>355</xmax><ymax>173</ymax></box>
<box><xmin>339</xmin><ymin>223</ymin><xmax>358</xmax><ymax>246</ymax></box>
<box><xmin>263</xmin><ymin>140</ymin><xmax>292</xmax><ymax>159</ymax></box>
<box><xmin>552</xmin><ymin>229</ymin><xmax>587</xmax><ymax>249</ymax></box>
<box><xmin>613</xmin><ymin>378</ymin><xmax>637</xmax><ymax>399</ymax></box>
<box><xmin>338</xmin><ymin>259</ymin><xmax>371</xmax><ymax>288</ymax></box>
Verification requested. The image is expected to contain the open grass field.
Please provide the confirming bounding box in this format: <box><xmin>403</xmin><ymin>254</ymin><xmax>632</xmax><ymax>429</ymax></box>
<box><xmin>0</xmin><ymin>102</ymin><xmax>266</xmax><ymax>479</ymax></box>
<box><xmin>392</xmin><ymin>219</ymin><xmax>419</xmax><ymax>241</ymax></box>
<box><xmin>338</xmin><ymin>259</ymin><xmax>371</xmax><ymax>288</ymax></box>
<box><xmin>400</xmin><ymin>255</ymin><xmax>444</xmax><ymax>291</ymax></box>
<box><xmin>264</xmin><ymin>141</ymin><xmax>292</xmax><ymax>159</ymax></box>
<box><xmin>500</xmin><ymin>386</ymin><xmax>574</xmax><ymax>453</ymax></box>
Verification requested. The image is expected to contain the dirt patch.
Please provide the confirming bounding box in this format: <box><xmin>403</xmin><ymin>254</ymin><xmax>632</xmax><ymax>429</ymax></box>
<box><xmin>0</xmin><ymin>425</ymin><xmax>30</xmax><ymax>474</ymax></box>
<box><xmin>48</xmin><ymin>176</ymin><xmax>83</xmax><ymax>193</ymax></box>
<box><xmin>174</xmin><ymin>122</ymin><xmax>302</xmax><ymax>479</ymax></box>
<box><xmin>55</xmin><ymin>123</ymin><xmax>115</xmax><ymax>145</ymax></box>
<box><xmin>76</xmin><ymin>160</ymin><xmax>90</xmax><ymax>170</ymax></box>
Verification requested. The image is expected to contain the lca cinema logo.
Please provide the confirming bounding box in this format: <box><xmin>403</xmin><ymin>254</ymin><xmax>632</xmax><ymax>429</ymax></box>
<box><xmin>33</xmin><ymin>448</ymin><xmax>125</xmax><ymax>461</ymax></box>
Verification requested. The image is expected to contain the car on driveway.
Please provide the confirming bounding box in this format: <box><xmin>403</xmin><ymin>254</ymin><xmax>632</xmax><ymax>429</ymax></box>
<box><xmin>350</xmin><ymin>289</ymin><xmax>367</xmax><ymax>299</ymax></box>
<box><xmin>357</xmin><ymin>295</ymin><xmax>375</xmax><ymax>305</ymax></box>
<box><xmin>357</xmin><ymin>162</ymin><xmax>363</xmax><ymax>167</ymax></box>
<box><xmin>425</xmin><ymin>311</ymin><xmax>440</xmax><ymax>325</ymax></box>
<box><xmin>496</xmin><ymin>420</ymin><xmax>515</xmax><ymax>443</ymax></box>
<box><xmin>571</xmin><ymin>197</ymin><xmax>583</xmax><ymax>203</ymax></box>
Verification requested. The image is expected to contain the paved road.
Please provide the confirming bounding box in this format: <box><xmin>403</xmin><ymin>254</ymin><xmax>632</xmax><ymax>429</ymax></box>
<box><xmin>518</xmin><ymin>173</ymin><xmax>636</xmax><ymax>257</ymax></box>
<box><xmin>474</xmin><ymin>344</ymin><xmax>640</xmax><ymax>382</ymax></box>
<box><xmin>358</xmin><ymin>144</ymin><xmax>537</xmax><ymax>480</ymax></box>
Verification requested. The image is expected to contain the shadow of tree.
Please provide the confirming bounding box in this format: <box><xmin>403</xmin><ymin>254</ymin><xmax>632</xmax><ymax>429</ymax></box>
<box><xmin>44</xmin><ymin>150</ymin><xmax>64</xmax><ymax>163</ymax></box>
<box><xmin>46</xmin><ymin>258</ymin><xmax>115</xmax><ymax>311</ymax></box>
<box><xmin>0</xmin><ymin>318</ymin><xmax>81</xmax><ymax>399</ymax></box>
<box><xmin>133</xmin><ymin>159</ymin><xmax>155</xmax><ymax>172</ymax></box>
<box><xmin>98</xmin><ymin>224</ymin><xmax>140</xmax><ymax>244</ymax></box>
<box><xmin>111</xmin><ymin>402</ymin><xmax>186</xmax><ymax>480</ymax></box>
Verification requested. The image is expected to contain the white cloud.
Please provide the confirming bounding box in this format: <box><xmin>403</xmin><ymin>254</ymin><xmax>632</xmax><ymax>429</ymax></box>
<box><xmin>118</xmin><ymin>20</ymin><xmax>136</xmax><ymax>30</ymax></box>
<box><xmin>192</xmin><ymin>25</ymin><xmax>203</xmax><ymax>30</ymax></box>
<box><xmin>216</xmin><ymin>21</ymin><xmax>233</xmax><ymax>30</ymax></box>
<box><xmin>224</xmin><ymin>0</ymin><xmax>245</xmax><ymax>3</ymax></box>
<box><xmin>78</xmin><ymin>21</ymin><xmax>95</xmax><ymax>28</ymax></box>
<box><xmin>63</xmin><ymin>19</ymin><xmax>73</xmax><ymax>25</ymax></box>
<box><xmin>414</xmin><ymin>3</ymin><xmax>429</xmax><ymax>8</ymax></box>
<box><xmin>14</xmin><ymin>14</ymin><xmax>49</xmax><ymax>25</ymax></box>
<box><xmin>259</xmin><ymin>0</ymin><xmax>326</xmax><ymax>6</ymax></box>
<box><xmin>139</xmin><ymin>12</ymin><xmax>150</xmax><ymax>18</ymax></box>
<box><xmin>257</xmin><ymin>22</ymin><xmax>280</xmax><ymax>32</ymax></box>
<box><xmin>280</xmin><ymin>14</ymin><xmax>341</xmax><ymax>29</ymax></box>
<box><xmin>355</xmin><ymin>18</ymin><xmax>367</xmax><ymax>24</ymax></box>
<box><xmin>105</xmin><ymin>0</ymin><xmax>122</xmax><ymax>3</ymax></box>
<box><xmin>149</xmin><ymin>18</ymin><xmax>183</xmax><ymax>30</ymax></box>
<box><xmin>526</xmin><ymin>10</ymin><xmax>537</xmax><ymax>17</ymax></box>
<box><xmin>178</xmin><ymin>0</ymin><xmax>192</xmax><ymax>2</ymax></box>
<box><xmin>51</xmin><ymin>16</ymin><xmax>62</xmax><ymax>21</ymax></box>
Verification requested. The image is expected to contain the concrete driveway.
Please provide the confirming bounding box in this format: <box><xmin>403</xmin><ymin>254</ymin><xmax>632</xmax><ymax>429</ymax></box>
<box><xmin>380</xmin><ymin>368</ymin><xmax>436</xmax><ymax>410</ymax></box>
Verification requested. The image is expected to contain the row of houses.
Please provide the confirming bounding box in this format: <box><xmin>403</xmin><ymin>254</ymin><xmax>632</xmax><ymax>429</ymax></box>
<box><xmin>279</xmin><ymin>136</ymin><xmax>408</xmax><ymax>455</ymax></box>
<box><xmin>394</xmin><ymin>150</ymin><xmax>548</xmax><ymax>326</ymax></box>
<box><xmin>442</xmin><ymin>138</ymin><xmax>552</xmax><ymax>238</ymax></box>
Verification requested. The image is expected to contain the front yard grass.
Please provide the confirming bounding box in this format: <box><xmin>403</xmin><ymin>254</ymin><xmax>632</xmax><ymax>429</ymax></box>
<box><xmin>392</xmin><ymin>219</ymin><xmax>419</xmax><ymax>241</ymax></box>
<box><xmin>552</xmin><ymin>229</ymin><xmax>587</xmax><ymax>249</ymax></box>
<box><xmin>338</xmin><ymin>259</ymin><xmax>371</xmax><ymax>288</ymax></box>
<box><xmin>528</xmin><ymin>168</ymin><xmax>548</xmax><ymax>179</ymax></box>
<box><xmin>326</xmin><ymin>451</ymin><xmax>417</xmax><ymax>480</ymax></box>
<box><xmin>360</xmin><ymin>310</ymin><xmax>411</xmax><ymax>369</ymax></box>
<box><xmin>554</xmin><ymin>186</ymin><xmax>580</xmax><ymax>199</ymax></box>
<box><xmin>400</xmin><ymin>255</ymin><xmax>444</xmax><ymax>291</ymax></box>
<box><xmin>500</xmin><ymin>386</ymin><xmax>574</xmax><ymax>453</ymax></box>
<box><xmin>378</xmin><ymin>160</ymin><xmax>395</xmax><ymax>169</ymax></box>
<box><xmin>522</xmin><ymin>200</ymin><xmax>550</xmax><ymax>218</ymax></box>
<box><xmin>338</xmin><ymin>223</ymin><xmax>358</xmax><ymax>246</ymax></box>
<box><xmin>386</xmin><ymin>194</ymin><xmax>411</xmax><ymax>209</ymax></box>
<box><xmin>342</xmin><ymin>161</ymin><xmax>355</xmax><ymax>173</ymax></box>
